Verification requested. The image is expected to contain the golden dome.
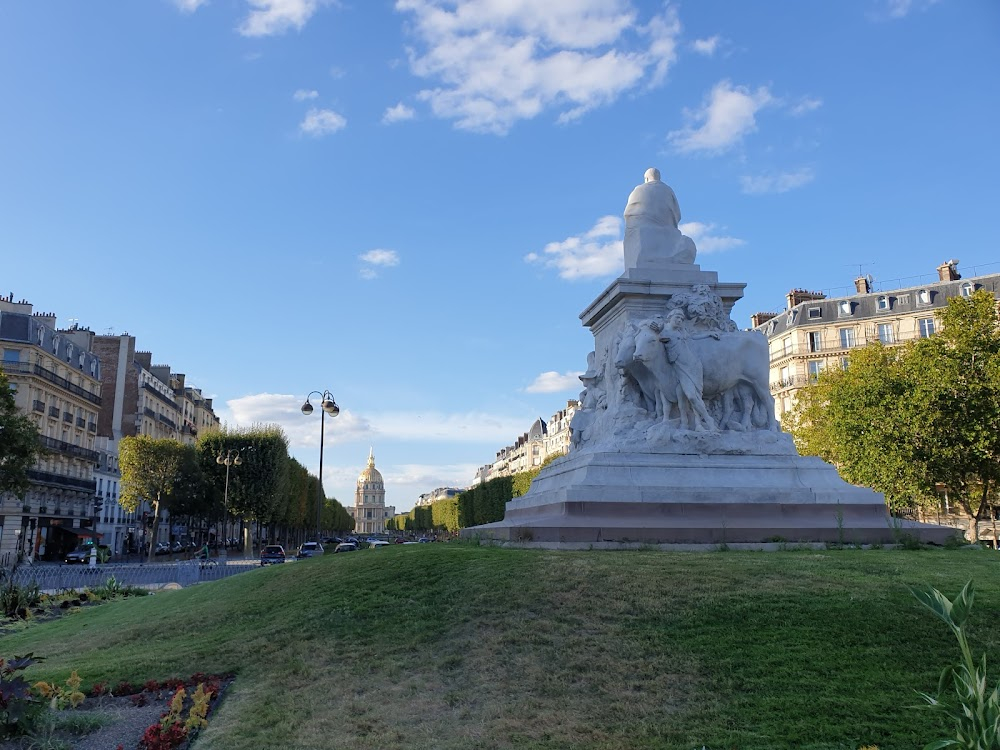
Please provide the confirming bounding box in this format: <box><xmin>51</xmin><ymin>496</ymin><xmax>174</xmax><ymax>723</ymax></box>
<box><xmin>357</xmin><ymin>447</ymin><xmax>383</xmax><ymax>486</ymax></box>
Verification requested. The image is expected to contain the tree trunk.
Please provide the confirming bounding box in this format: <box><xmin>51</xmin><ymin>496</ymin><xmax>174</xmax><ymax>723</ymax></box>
<box><xmin>147</xmin><ymin>497</ymin><xmax>161</xmax><ymax>563</ymax></box>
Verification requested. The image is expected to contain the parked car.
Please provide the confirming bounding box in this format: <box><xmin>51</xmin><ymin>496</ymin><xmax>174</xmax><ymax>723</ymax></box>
<box><xmin>153</xmin><ymin>542</ymin><xmax>172</xmax><ymax>556</ymax></box>
<box><xmin>334</xmin><ymin>542</ymin><xmax>358</xmax><ymax>553</ymax></box>
<box><xmin>260</xmin><ymin>545</ymin><xmax>286</xmax><ymax>566</ymax></box>
<box><xmin>296</xmin><ymin>542</ymin><xmax>324</xmax><ymax>558</ymax></box>
<box><xmin>368</xmin><ymin>540</ymin><xmax>392</xmax><ymax>549</ymax></box>
<box><xmin>64</xmin><ymin>544</ymin><xmax>110</xmax><ymax>564</ymax></box>
<box><xmin>418</xmin><ymin>537</ymin><xmax>432</xmax><ymax>543</ymax></box>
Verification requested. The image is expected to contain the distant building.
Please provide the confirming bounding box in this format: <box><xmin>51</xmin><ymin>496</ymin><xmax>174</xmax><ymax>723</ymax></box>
<box><xmin>754</xmin><ymin>259</ymin><xmax>1000</xmax><ymax>425</ymax></box>
<box><xmin>0</xmin><ymin>296</ymin><xmax>103</xmax><ymax>563</ymax></box>
<box><xmin>350</xmin><ymin>449</ymin><xmax>395</xmax><ymax>536</ymax></box>
<box><xmin>415</xmin><ymin>487</ymin><xmax>463</xmax><ymax>507</ymax></box>
<box><xmin>88</xmin><ymin>334</ymin><xmax>220</xmax><ymax>550</ymax></box>
<box><xmin>472</xmin><ymin>400</ymin><xmax>579</xmax><ymax>486</ymax></box>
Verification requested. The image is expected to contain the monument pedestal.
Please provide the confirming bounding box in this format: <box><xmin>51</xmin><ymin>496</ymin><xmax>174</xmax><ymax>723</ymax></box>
<box><xmin>468</xmin><ymin>449</ymin><xmax>956</xmax><ymax>547</ymax></box>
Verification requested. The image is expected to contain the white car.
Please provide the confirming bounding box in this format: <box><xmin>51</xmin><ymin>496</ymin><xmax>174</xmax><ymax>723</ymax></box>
<box><xmin>368</xmin><ymin>540</ymin><xmax>392</xmax><ymax>549</ymax></box>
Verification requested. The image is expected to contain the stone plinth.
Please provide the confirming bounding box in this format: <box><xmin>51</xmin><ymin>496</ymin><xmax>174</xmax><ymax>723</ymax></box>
<box><xmin>468</xmin><ymin>451</ymin><xmax>956</xmax><ymax>547</ymax></box>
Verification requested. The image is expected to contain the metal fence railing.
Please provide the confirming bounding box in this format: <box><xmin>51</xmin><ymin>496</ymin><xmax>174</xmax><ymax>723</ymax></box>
<box><xmin>6</xmin><ymin>560</ymin><xmax>260</xmax><ymax>592</ymax></box>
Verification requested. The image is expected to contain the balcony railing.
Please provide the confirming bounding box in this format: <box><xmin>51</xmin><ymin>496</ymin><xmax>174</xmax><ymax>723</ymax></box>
<box><xmin>1</xmin><ymin>360</ymin><xmax>102</xmax><ymax>405</ymax></box>
<box><xmin>48</xmin><ymin>406</ymin><xmax>59</xmax><ymax>418</ymax></box>
<box><xmin>768</xmin><ymin>329</ymin><xmax>932</xmax><ymax>363</ymax></box>
<box><xmin>38</xmin><ymin>435</ymin><xmax>100</xmax><ymax>463</ymax></box>
<box><xmin>770</xmin><ymin>376</ymin><xmax>813</xmax><ymax>393</ymax></box>
<box><xmin>26</xmin><ymin>469</ymin><xmax>96</xmax><ymax>493</ymax></box>
<box><xmin>76</xmin><ymin>417</ymin><xmax>86</xmax><ymax>428</ymax></box>
<box><xmin>87</xmin><ymin>422</ymin><xmax>97</xmax><ymax>432</ymax></box>
<box><xmin>142</xmin><ymin>382</ymin><xmax>179</xmax><ymax>410</ymax></box>
<box><xmin>0</xmin><ymin>361</ymin><xmax>31</xmax><ymax>375</ymax></box>
<box><xmin>158</xmin><ymin>414</ymin><xmax>176</xmax><ymax>429</ymax></box>
<box><xmin>143</xmin><ymin>407</ymin><xmax>157</xmax><ymax>420</ymax></box>
<box><xmin>32</xmin><ymin>400</ymin><xmax>45</xmax><ymax>413</ymax></box>
<box><xmin>62</xmin><ymin>412</ymin><xmax>73</xmax><ymax>423</ymax></box>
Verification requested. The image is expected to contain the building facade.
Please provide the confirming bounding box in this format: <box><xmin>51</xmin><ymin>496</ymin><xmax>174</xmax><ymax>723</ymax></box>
<box><xmin>754</xmin><ymin>260</ymin><xmax>1000</xmax><ymax>425</ymax></box>
<box><xmin>0</xmin><ymin>296</ymin><xmax>103</xmax><ymax>563</ymax></box>
<box><xmin>473</xmin><ymin>400</ymin><xmax>579</xmax><ymax>486</ymax></box>
<box><xmin>350</xmin><ymin>449</ymin><xmax>395</xmax><ymax>535</ymax></box>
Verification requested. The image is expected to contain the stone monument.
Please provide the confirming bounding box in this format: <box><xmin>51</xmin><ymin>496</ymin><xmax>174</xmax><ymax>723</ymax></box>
<box><xmin>465</xmin><ymin>169</ymin><xmax>955</xmax><ymax>547</ymax></box>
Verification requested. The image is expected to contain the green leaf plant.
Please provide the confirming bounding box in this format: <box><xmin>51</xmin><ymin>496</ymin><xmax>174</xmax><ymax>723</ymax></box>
<box><xmin>910</xmin><ymin>581</ymin><xmax>1000</xmax><ymax>749</ymax></box>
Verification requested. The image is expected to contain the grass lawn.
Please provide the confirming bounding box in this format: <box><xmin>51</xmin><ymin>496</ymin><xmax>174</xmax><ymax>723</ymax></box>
<box><xmin>2</xmin><ymin>544</ymin><xmax>998</xmax><ymax>749</ymax></box>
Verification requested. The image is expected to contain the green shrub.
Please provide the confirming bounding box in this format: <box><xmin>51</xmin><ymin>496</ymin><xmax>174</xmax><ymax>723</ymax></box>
<box><xmin>910</xmin><ymin>581</ymin><xmax>1000</xmax><ymax>749</ymax></box>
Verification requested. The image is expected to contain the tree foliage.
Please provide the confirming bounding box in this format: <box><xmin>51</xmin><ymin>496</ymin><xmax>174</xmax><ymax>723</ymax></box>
<box><xmin>0</xmin><ymin>370</ymin><xmax>40</xmax><ymax>498</ymax></box>
<box><xmin>787</xmin><ymin>290</ymin><xmax>1000</xmax><ymax>538</ymax></box>
<box><xmin>119</xmin><ymin>436</ymin><xmax>196</xmax><ymax>561</ymax></box>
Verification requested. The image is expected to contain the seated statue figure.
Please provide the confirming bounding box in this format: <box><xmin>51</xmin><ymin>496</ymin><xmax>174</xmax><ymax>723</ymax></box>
<box><xmin>623</xmin><ymin>167</ymin><xmax>697</xmax><ymax>270</ymax></box>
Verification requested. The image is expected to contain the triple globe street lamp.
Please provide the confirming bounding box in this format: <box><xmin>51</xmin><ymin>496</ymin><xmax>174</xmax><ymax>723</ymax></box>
<box><xmin>216</xmin><ymin>447</ymin><xmax>249</xmax><ymax>556</ymax></box>
<box><xmin>301</xmin><ymin>390</ymin><xmax>340</xmax><ymax>543</ymax></box>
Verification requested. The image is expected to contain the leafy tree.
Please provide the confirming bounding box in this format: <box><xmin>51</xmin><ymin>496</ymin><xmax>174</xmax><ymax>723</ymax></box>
<box><xmin>119</xmin><ymin>436</ymin><xmax>193</xmax><ymax>562</ymax></box>
<box><xmin>788</xmin><ymin>290</ymin><xmax>1000</xmax><ymax>539</ymax></box>
<box><xmin>0</xmin><ymin>371</ymin><xmax>40</xmax><ymax>498</ymax></box>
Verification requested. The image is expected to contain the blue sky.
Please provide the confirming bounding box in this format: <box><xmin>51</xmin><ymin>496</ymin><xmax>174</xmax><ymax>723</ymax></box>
<box><xmin>2</xmin><ymin>0</ymin><xmax>998</xmax><ymax>512</ymax></box>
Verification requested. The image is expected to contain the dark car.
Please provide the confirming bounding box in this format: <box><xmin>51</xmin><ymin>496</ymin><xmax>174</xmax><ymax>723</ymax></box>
<box><xmin>260</xmin><ymin>545</ymin><xmax>286</xmax><ymax>566</ymax></box>
<box><xmin>64</xmin><ymin>544</ymin><xmax>110</xmax><ymax>564</ymax></box>
<box><xmin>296</xmin><ymin>542</ymin><xmax>324</xmax><ymax>559</ymax></box>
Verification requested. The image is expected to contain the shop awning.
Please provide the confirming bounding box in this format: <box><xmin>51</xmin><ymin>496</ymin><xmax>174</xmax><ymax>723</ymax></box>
<box><xmin>67</xmin><ymin>528</ymin><xmax>102</xmax><ymax>540</ymax></box>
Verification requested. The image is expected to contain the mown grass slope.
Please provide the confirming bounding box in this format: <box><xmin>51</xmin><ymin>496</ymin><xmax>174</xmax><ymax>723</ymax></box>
<box><xmin>3</xmin><ymin>544</ymin><xmax>998</xmax><ymax>750</ymax></box>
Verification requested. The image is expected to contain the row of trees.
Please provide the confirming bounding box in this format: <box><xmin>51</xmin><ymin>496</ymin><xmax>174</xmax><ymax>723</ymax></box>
<box><xmin>787</xmin><ymin>290</ymin><xmax>1000</xmax><ymax>541</ymax></box>
<box><xmin>119</xmin><ymin>427</ymin><xmax>354</xmax><ymax>561</ymax></box>
<box><xmin>388</xmin><ymin>455</ymin><xmax>560</xmax><ymax>532</ymax></box>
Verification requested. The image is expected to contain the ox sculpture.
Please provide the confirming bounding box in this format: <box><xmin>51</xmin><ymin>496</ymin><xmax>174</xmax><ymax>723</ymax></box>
<box><xmin>615</xmin><ymin>317</ymin><xmax>777</xmax><ymax>432</ymax></box>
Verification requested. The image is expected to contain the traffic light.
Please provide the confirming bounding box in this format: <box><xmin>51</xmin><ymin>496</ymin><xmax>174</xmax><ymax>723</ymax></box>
<box><xmin>93</xmin><ymin>498</ymin><xmax>103</xmax><ymax>514</ymax></box>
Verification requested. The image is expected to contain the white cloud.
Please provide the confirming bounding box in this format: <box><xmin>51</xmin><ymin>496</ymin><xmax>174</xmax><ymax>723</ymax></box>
<box><xmin>667</xmin><ymin>79</ymin><xmax>774</xmax><ymax>155</ymax></box>
<box><xmin>359</xmin><ymin>249</ymin><xmax>399</xmax><ymax>279</ymax></box>
<box><xmin>238</xmin><ymin>0</ymin><xmax>329</xmax><ymax>37</ymax></box>
<box><xmin>525</xmin><ymin>215</ymin><xmax>623</xmax><ymax>280</ymax></box>
<box><xmin>740</xmin><ymin>168</ymin><xmax>815</xmax><ymax>195</ymax></box>
<box><xmin>174</xmin><ymin>0</ymin><xmax>208</xmax><ymax>12</ymax></box>
<box><xmin>876</xmin><ymin>0</ymin><xmax>942</xmax><ymax>19</ymax></box>
<box><xmin>293</xmin><ymin>89</ymin><xmax>319</xmax><ymax>101</ymax></box>
<box><xmin>382</xmin><ymin>102</ymin><xmax>416</xmax><ymax>124</ymax></box>
<box><xmin>790</xmin><ymin>96</ymin><xmax>822</xmax><ymax>116</ymax></box>
<box><xmin>395</xmin><ymin>0</ymin><xmax>681</xmax><ymax>134</ymax></box>
<box><xmin>299</xmin><ymin>108</ymin><xmax>346</xmax><ymax>136</ymax></box>
<box><xmin>223</xmin><ymin>394</ymin><xmax>530</xmax><ymax>446</ymax></box>
<box><xmin>691</xmin><ymin>35</ymin><xmax>720</xmax><ymax>56</ymax></box>
<box><xmin>525</xmin><ymin>371</ymin><xmax>584</xmax><ymax>394</ymax></box>
<box><xmin>678</xmin><ymin>221</ymin><xmax>745</xmax><ymax>253</ymax></box>
<box><xmin>360</xmin><ymin>249</ymin><xmax>400</xmax><ymax>266</ymax></box>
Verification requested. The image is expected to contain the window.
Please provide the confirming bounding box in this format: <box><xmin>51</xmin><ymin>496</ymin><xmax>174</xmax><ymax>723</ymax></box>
<box><xmin>2</xmin><ymin>349</ymin><xmax>21</xmax><ymax>363</ymax></box>
<box><xmin>918</xmin><ymin>318</ymin><xmax>936</xmax><ymax>338</ymax></box>
<box><xmin>841</xmin><ymin>357</ymin><xmax>850</xmax><ymax>371</ymax></box>
<box><xmin>878</xmin><ymin>323</ymin><xmax>895</xmax><ymax>344</ymax></box>
<box><xmin>961</xmin><ymin>282</ymin><xmax>974</xmax><ymax>297</ymax></box>
<box><xmin>877</xmin><ymin>296</ymin><xmax>889</xmax><ymax>311</ymax></box>
<box><xmin>781</xmin><ymin>336</ymin><xmax>792</xmax><ymax>356</ymax></box>
<box><xmin>808</xmin><ymin>307</ymin><xmax>822</xmax><ymax>319</ymax></box>
<box><xmin>807</xmin><ymin>361</ymin><xmax>825</xmax><ymax>381</ymax></box>
<box><xmin>779</xmin><ymin>366</ymin><xmax>790</xmax><ymax>385</ymax></box>
<box><xmin>839</xmin><ymin>328</ymin><xmax>856</xmax><ymax>348</ymax></box>
<box><xmin>808</xmin><ymin>331</ymin><xmax>823</xmax><ymax>352</ymax></box>
<box><xmin>917</xmin><ymin>289</ymin><xmax>930</xmax><ymax>305</ymax></box>
<box><xmin>838</xmin><ymin>301</ymin><xmax>852</xmax><ymax>317</ymax></box>
<box><xmin>897</xmin><ymin>294</ymin><xmax>910</xmax><ymax>305</ymax></box>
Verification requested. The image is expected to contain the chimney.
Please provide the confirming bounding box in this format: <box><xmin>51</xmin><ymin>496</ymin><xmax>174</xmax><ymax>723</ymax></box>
<box><xmin>785</xmin><ymin>289</ymin><xmax>826</xmax><ymax>310</ymax></box>
<box><xmin>854</xmin><ymin>275</ymin><xmax>871</xmax><ymax>294</ymax></box>
<box><xmin>751</xmin><ymin>312</ymin><xmax>777</xmax><ymax>328</ymax></box>
<box><xmin>937</xmin><ymin>259</ymin><xmax>961</xmax><ymax>281</ymax></box>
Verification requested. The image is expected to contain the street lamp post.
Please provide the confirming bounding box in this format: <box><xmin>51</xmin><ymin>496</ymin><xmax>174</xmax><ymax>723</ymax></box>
<box><xmin>216</xmin><ymin>448</ymin><xmax>247</xmax><ymax>558</ymax></box>
<box><xmin>301</xmin><ymin>390</ymin><xmax>340</xmax><ymax>543</ymax></box>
